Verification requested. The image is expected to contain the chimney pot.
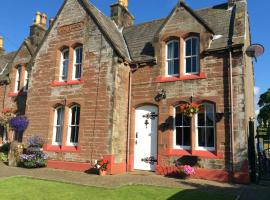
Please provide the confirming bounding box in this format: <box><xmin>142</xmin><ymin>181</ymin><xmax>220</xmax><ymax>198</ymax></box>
<box><xmin>49</xmin><ymin>18</ymin><xmax>54</xmax><ymax>27</ymax></box>
<box><xmin>119</xmin><ymin>0</ymin><xmax>128</xmax><ymax>8</ymax></box>
<box><xmin>41</xmin><ymin>13</ymin><xmax>47</xmax><ymax>26</ymax></box>
<box><xmin>34</xmin><ymin>11</ymin><xmax>42</xmax><ymax>25</ymax></box>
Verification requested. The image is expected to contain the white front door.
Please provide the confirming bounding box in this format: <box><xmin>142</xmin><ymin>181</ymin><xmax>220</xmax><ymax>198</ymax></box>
<box><xmin>134</xmin><ymin>105</ymin><xmax>158</xmax><ymax>171</ymax></box>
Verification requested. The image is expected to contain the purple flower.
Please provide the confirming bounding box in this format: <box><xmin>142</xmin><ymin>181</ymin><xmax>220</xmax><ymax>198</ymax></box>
<box><xmin>10</xmin><ymin>116</ymin><xmax>29</xmax><ymax>132</ymax></box>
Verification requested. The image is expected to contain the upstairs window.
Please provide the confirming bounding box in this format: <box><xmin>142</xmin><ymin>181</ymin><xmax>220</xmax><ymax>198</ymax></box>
<box><xmin>73</xmin><ymin>46</ymin><xmax>83</xmax><ymax>80</ymax></box>
<box><xmin>174</xmin><ymin>106</ymin><xmax>191</xmax><ymax>149</ymax></box>
<box><xmin>14</xmin><ymin>65</ymin><xmax>22</xmax><ymax>92</ymax></box>
<box><xmin>60</xmin><ymin>49</ymin><xmax>69</xmax><ymax>81</ymax></box>
<box><xmin>67</xmin><ymin>105</ymin><xmax>80</xmax><ymax>145</ymax></box>
<box><xmin>166</xmin><ymin>40</ymin><xmax>179</xmax><ymax>76</ymax></box>
<box><xmin>185</xmin><ymin>37</ymin><xmax>199</xmax><ymax>74</ymax></box>
<box><xmin>24</xmin><ymin>70</ymin><xmax>30</xmax><ymax>92</ymax></box>
<box><xmin>196</xmin><ymin>102</ymin><xmax>215</xmax><ymax>150</ymax></box>
<box><xmin>53</xmin><ymin>106</ymin><xmax>65</xmax><ymax>145</ymax></box>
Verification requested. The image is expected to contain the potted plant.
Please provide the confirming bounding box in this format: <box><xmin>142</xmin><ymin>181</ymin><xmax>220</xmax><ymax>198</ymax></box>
<box><xmin>95</xmin><ymin>159</ymin><xmax>109</xmax><ymax>176</ymax></box>
<box><xmin>19</xmin><ymin>136</ymin><xmax>48</xmax><ymax>168</ymax></box>
<box><xmin>179</xmin><ymin>102</ymin><xmax>201</xmax><ymax>117</ymax></box>
<box><xmin>178</xmin><ymin>165</ymin><xmax>195</xmax><ymax>179</ymax></box>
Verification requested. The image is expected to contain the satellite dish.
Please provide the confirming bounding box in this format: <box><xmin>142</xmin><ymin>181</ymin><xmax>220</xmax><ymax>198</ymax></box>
<box><xmin>246</xmin><ymin>44</ymin><xmax>265</xmax><ymax>62</ymax></box>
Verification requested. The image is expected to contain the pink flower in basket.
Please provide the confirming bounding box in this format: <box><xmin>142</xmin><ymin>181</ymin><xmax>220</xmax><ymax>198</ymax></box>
<box><xmin>179</xmin><ymin>165</ymin><xmax>195</xmax><ymax>178</ymax></box>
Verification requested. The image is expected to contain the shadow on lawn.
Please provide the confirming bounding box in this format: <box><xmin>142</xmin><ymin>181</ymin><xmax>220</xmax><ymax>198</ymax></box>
<box><xmin>167</xmin><ymin>189</ymin><xmax>234</xmax><ymax>200</ymax></box>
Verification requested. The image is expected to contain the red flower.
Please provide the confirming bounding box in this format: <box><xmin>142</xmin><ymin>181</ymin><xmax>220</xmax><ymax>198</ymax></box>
<box><xmin>2</xmin><ymin>108</ymin><xmax>12</xmax><ymax>113</ymax></box>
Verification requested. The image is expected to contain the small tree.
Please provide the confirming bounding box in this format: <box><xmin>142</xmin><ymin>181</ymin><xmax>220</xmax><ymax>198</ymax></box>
<box><xmin>258</xmin><ymin>88</ymin><xmax>270</xmax><ymax>126</ymax></box>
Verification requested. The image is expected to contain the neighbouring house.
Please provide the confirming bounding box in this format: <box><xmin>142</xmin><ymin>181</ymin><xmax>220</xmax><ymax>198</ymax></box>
<box><xmin>0</xmin><ymin>0</ymin><xmax>255</xmax><ymax>183</ymax></box>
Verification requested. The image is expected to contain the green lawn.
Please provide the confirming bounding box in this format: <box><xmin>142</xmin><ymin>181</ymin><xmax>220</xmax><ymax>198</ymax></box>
<box><xmin>0</xmin><ymin>177</ymin><xmax>234</xmax><ymax>200</ymax></box>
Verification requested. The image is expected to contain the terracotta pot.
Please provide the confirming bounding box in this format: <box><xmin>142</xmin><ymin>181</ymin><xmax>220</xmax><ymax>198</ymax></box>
<box><xmin>99</xmin><ymin>170</ymin><xmax>107</xmax><ymax>176</ymax></box>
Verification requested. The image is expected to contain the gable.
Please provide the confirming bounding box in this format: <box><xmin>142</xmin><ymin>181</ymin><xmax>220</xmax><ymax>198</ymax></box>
<box><xmin>13</xmin><ymin>43</ymin><xmax>32</xmax><ymax>65</ymax></box>
<box><xmin>160</xmin><ymin>3</ymin><xmax>214</xmax><ymax>36</ymax></box>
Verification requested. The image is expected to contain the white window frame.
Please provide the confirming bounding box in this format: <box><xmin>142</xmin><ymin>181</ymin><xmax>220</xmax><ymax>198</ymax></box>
<box><xmin>72</xmin><ymin>46</ymin><xmax>83</xmax><ymax>80</ymax></box>
<box><xmin>59</xmin><ymin>49</ymin><xmax>69</xmax><ymax>81</ymax></box>
<box><xmin>184</xmin><ymin>37</ymin><xmax>199</xmax><ymax>75</ymax></box>
<box><xmin>173</xmin><ymin>106</ymin><xmax>191</xmax><ymax>150</ymax></box>
<box><xmin>23</xmin><ymin>70</ymin><xmax>29</xmax><ymax>92</ymax></box>
<box><xmin>67</xmin><ymin>105</ymin><xmax>80</xmax><ymax>146</ymax></box>
<box><xmin>14</xmin><ymin>65</ymin><xmax>22</xmax><ymax>92</ymax></box>
<box><xmin>52</xmin><ymin>106</ymin><xmax>64</xmax><ymax>145</ymax></box>
<box><xmin>166</xmin><ymin>40</ymin><xmax>180</xmax><ymax>77</ymax></box>
<box><xmin>195</xmin><ymin>102</ymin><xmax>216</xmax><ymax>151</ymax></box>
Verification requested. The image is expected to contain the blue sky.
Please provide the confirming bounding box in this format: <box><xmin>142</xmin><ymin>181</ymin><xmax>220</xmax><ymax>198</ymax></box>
<box><xmin>0</xmin><ymin>0</ymin><xmax>268</xmax><ymax>101</ymax></box>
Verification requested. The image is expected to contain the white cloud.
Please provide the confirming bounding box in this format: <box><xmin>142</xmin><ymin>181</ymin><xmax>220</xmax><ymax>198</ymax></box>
<box><xmin>254</xmin><ymin>86</ymin><xmax>260</xmax><ymax>96</ymax></box>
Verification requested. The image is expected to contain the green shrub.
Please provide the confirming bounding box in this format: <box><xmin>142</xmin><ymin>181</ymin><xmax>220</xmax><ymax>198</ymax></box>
<box><xmin>0</xmin><ymin>152</ymin><xmax>8</xmax><ymax>162</ymax></box>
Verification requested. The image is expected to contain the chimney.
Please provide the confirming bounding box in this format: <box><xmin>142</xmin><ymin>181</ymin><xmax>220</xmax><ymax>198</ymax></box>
<box><xmin>111</xmin><ymin>0</ymin><xmax>134</xmax><ymax>28</ymax></box>
<box><xmin>228</xmin><ymin>0</ymin><xmax>245</xmax><ymax>7</ymax></box>
<box><xmin>29</xmin><ymin>12</ymin><xmax>47</xmax><ymax>47</ymax></box>
<box><xmin>49</xmin><ymin>18</ymin><xmax>54</xmax><ymax>27</ymax></box>
<box><xmin>0</xmin><ymin>36</ymin><xmax>4</xmax><ymax>55</ymax></box>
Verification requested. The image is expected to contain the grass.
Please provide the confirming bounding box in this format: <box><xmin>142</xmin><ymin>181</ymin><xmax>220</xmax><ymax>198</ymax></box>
<box><xmin>0</xmin><ymin>177</ymin><xmax>234</xmax><ymax>200</ymax></box>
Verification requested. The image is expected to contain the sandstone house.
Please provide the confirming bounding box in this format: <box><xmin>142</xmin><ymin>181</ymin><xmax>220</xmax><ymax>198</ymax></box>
<box><xmin>0</xmin><ymin>0</ymin><xmax>254</xmax><ymax>183</ymax></box>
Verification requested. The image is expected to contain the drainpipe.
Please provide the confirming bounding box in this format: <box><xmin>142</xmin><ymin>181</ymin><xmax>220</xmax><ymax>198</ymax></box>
<box><xmin>126</xmin><ymin>68</ymin><xmax>132</xmax><ymax>172</ymax></box>
<box><xmin>229</xmin><ymin>48</ymin><xmax>235</xmax><ymax>174</ymax></box>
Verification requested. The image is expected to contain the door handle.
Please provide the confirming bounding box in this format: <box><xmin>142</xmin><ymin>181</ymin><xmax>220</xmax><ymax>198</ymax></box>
<box><xmin>136</xmin><ymin>132</ymin><xmax>138</xmax><ymax>138</ymax></box>
<box><xmin>135</xmin><ymin>140</ymin><xmax>137</xmax><ymax>145</ymax></box>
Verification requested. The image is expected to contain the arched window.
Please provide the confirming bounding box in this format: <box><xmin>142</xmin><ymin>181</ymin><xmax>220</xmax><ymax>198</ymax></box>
<box><xmin>174</xmin><ymin>105</ymin><xmax>191</xmax><ymax>149</ymax></box>
<box><xmin>166</xmin><ymin>40</ymin><xmax>179</xmax><ymax>76</ymax></box>
<box><xmin>60</xmin><ymin>48</ymin><xmax>69</xmax><ymax>81</ymax></box>
<box><xmin>67</xmin><ymin>105</ymin><xmax>80</xmax><ymax>145</ymax></box>
<box><xmin>73</xmin><ymin>46</ymin><xmax>83</xmax><ymax>80</ymax></box>
<box><xmin>14</xmin><ymin>65</ymin><xmax>22</xmax><ymax>92</ymax></box>
<box><xmin>53</xmin><ymin>106</ymin><xmax>65</xmax><ymax>145</ymax></box>
<box><xmin>196</xmin><ymin>102</ymin><xmax>215</xmax><ymax>150</ymax></box>
<box><xmin>185</xmin><ymin>37</ymin><xmax>199</xmax><ymax>74</ymax></box>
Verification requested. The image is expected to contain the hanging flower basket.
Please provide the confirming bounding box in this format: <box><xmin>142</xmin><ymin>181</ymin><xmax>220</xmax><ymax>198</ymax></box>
<box><xmin>179</xmin><ymin>102</ymin><xmax>201</xmax><ymax>118</ymax></box>
<box><xmin>9</xmin><ymin>116</ymin><xmax>29</xmax><ymax>132</ymax></box>
<box><xmin>0</xmin><ymin>109</ymin><xmax>15</xmax><ymax>131</ymax></box>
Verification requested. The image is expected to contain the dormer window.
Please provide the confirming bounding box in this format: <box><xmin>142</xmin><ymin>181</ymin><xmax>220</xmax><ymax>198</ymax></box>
<box><xmin>60</xmin><ymin>49</ymin><xmax>69</xmax><ymax>81</ymax></box>
<box><xmin>73</xmin><ymin>46</ymin><xmax>83</xmax><ymax>80</ymax></box>
<box><xmin>185</xmin><ymin>37</ymin><xmax>199</xmax><ymax>74</ymax></box>
<box><xmin>166</xmin><ymin>40</ymin><xmax>179</xmax><ymax>76</ymax></box>
<box><xmin>14</xmin><ymin>65</ymin><xmax>22</xmax><ymax>92</ymax></box>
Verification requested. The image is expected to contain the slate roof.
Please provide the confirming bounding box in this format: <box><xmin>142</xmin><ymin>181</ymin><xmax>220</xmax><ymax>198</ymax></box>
<box><xmin>0</xmin><ymin>51</ymin><xmax>16</xmax><ymax>82</ymax></box>
<box><xmin>123</xmin><ymin>2</ymin><xmax>246</xmax><ymax>63</ymax></box>
<box><xmin>80</xmin><ymin>0</ymin><xmax>130</xmax><ymax>61</ymax></box>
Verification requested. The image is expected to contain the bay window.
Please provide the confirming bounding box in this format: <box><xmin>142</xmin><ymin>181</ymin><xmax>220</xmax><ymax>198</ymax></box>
<box><xmin>185</xmin><ymin>37</ymin><xmax>199</xmax><ymax>74</ymax></box>
<box><xmin>196</xmin><ymin>102</ymin><xmax>215</xmax><ymax>150</ymax></box>
<box><xmin>166</xmin><ymin>40</ymin><xmax>179</xmax><ymax>76</ymax></box>
<box><xmin>53</xmin><ymin>106</ymin><xmax>64</xmax><ymax>145</ymax></box>
<box><xmin>73</xmin><ymin>46</ymin><xmax>83</xmax><ymax>80</ymax></box>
